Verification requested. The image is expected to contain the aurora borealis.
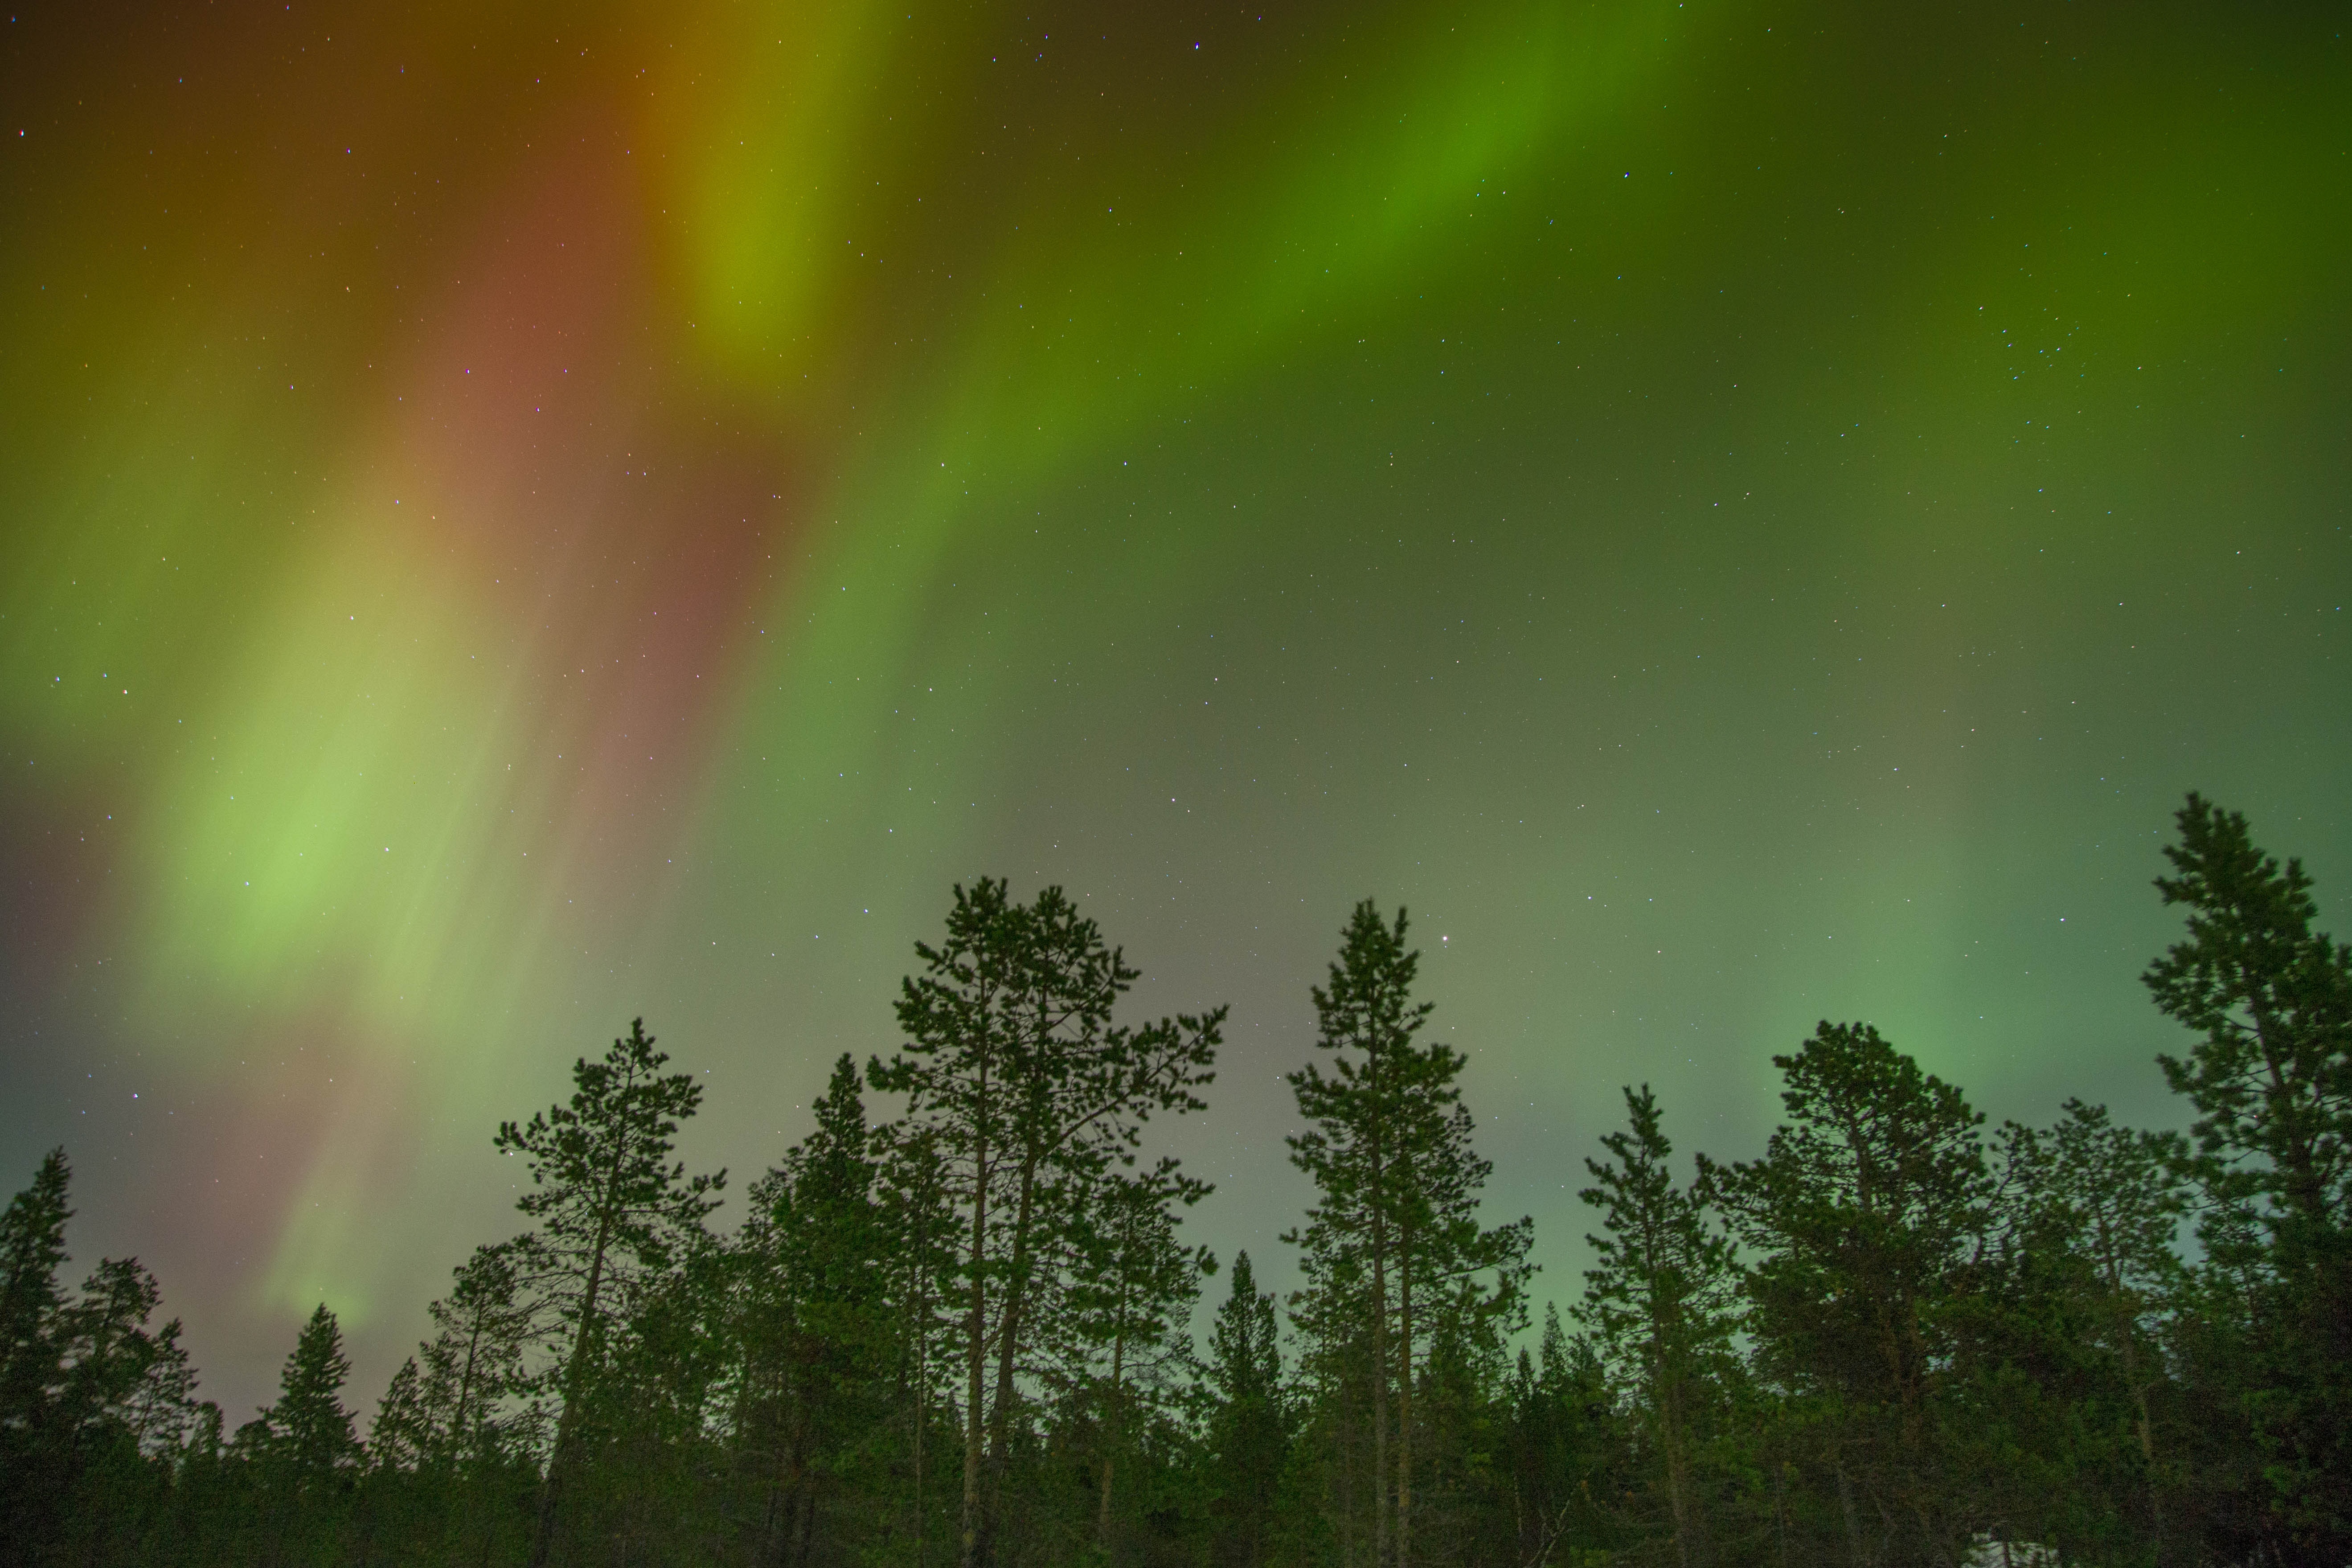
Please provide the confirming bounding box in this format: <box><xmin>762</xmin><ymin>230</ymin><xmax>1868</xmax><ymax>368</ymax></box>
<box><xmin>1</xmin><ymin>0</ymin><xmax>2346</xmax><ymax>1421</ymax></box>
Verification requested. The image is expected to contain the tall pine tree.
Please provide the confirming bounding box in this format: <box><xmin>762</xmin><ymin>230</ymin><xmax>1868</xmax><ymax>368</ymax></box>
<box><xmin>1287</xmin><ymin>900</ymin><xmax>1528</xmax><ymax>1568</ymax></box>
<box><xmin>2145</xmin><ymin>794</ymin><xmax>2352</xmax><ymax>1563</ymax></box>
<box><xmin>871</xmin><ymin>878</ymin><xmax>1224</xmax><ymax>1568</ymax></box>
<box><xmin>495</xmin><ymin>1016</ymin><xmax>724</xmax><ymax>1565</ymax></box>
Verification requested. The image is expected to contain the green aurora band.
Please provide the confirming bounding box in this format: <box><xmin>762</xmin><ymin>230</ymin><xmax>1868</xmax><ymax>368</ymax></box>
<box><xmin>1</xmin><ymin>0</ymin><xmax>2346</xmax><ymax>1416</ymax></box>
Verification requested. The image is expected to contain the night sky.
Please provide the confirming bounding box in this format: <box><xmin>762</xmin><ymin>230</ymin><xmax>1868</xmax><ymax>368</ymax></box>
<box><xmin>2</xmin><ymin>0</ymin><xmax>2346</xmax><ymax>1424</ymax></box>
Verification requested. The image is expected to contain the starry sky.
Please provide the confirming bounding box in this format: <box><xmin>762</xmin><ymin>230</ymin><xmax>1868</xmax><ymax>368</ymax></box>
<box><xmin>2</xmin><ymin>0</ymin><xmax>2346</xmax><ymax>1422</ymax></box>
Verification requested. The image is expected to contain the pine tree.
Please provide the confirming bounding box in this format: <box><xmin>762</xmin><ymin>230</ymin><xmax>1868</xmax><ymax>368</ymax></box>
<box><xmin>584</xmin><ymin>1232</ymin><xmax>736</xmax><ymax>1560</ymax></box>
<box><xmin>1999</xmin><ymin>1100</ymin><xmax>2187</xmax><ymax>1560</ymax></box>
<box><xmin>363</xmin><ymin>1243</ymin><xmax>541</xmax><ymax>1564</ymax></box>
<box><xmin>1391</xmin><ymin>1058</ymin><xmax>1532</xmax><ymax>1568</ymax></box>
<box><xmin>1286</xmin><ymin>900</ymin><xmax>1528</xmax><ymax>1568</ymax></box>
<box><xmin>1286</xmin><ymin>902</ymin><xmax>1424</xmax><ymax>1568</ymax></box>
<box><xmin>2144</xmin><ymin>794</ymin><xmax>2352</xmax><ymax>1561</ymax></box>
<box><xmin>871</xmin><ymin>878</ymin><xmax>1224</xmax><ymax>1568</ymax></box>
<box><xmin>495</xmin><ymin>1016</ymin><xmax>725</xmax><ymax>1565</ymax></box>
<box><xmin>1067</xmin><ymin>1158</ymin><xmax>1212</xmax><ymax>1553</ymax></box>
<box><xmin>420</xmin><ymin>1243</ymin><xmax>539</xmax><ymax>1467</ymax></box>
<box><xmin>1707</xmin><ymin>1022</ymin><xmax>1992</xmax><ymax>1568</ymax></box>
<box><xmin>1506</xmin><ymin>1306</ymin><xmax>1623</xmax><ymax>1568</ymax></box>
<box><xmin>873</xmin><ymin>1120</ymin><xmax>961</xmax><ymax>1568</ymax></box>
<box><xmin>1576</xmin><ymin>1085</ymin><xmax>1739</xmax><ymax>1568</ymax></box>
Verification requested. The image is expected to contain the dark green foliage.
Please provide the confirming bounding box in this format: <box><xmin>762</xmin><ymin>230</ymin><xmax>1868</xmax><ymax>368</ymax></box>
<box><xmin>1286</xmin><ymin>901</ymin><xmax>1529</xmax><ymax>1568</ymax></box>
<box><xmin>726</xmin><ymin>1051</ymin><xmax>900</xmax><ymax>1568</ymax></box>
<box><xmin>1705</xmin><ymin>1022</ymin><xmax>1993</xmax><ymax>1567</ymax></box>
<box><xmin>1504</xmin><ymin>1308</ymin><xmax>1626</xmax><ymax>1567</ymax></box>
<box><xmin>1067</xmin><ymin>1160</ymin><xmax>1214</xmax><ymax>1558</ymax></box>
<box><xmin>244</xmin><ymin>1304</ymin><xmax>359</xmax><ymax>1565</ymax></box>
<box><xmin>1</xmin><ymin>1146</ymin><xmax>78</xmax><ymax>1547</ymax></box>
<box><xmin>1984</xmin><ymin>1101</ymin><xmax>2188</xmax><ymax>1561</ymax></box>
<box><xmin>18</xmin><ymin>819</ymin><xmax>2352</xmax><ymax>1568</ymax></box>
<box><xmin>0</xmin><ymin>1149</ymin><xmax>202</xmax><ymax>1568</ymax></box>
<box><xmin>1</xmin><ymin>1147</ymin><xmax>74</xmax><ymax>1417</ymax></box>
<box><xmin>1575</xmin><ymin>1086</ymin><xmax>1739</xmax><ymax>1567</ymax></box>
<box><xmin>1204</xmin><ymin>1251</ymin><xmax>1289</xmax><ymax>1568</ymax></box>
<box><xmin>494</xmin><ymin>1015</ymin><xmax>726</xmax><ymax>1564</ymax></box>
<box><xmin>257</xmin><ymin>1304</ymin><xmax>359</xmax><ymax>1478</ymax></box>
<box><xmin>362</xmin><ymin>1244</ymin><xmax>545</xmax><ymax>1565</ymax></box>
<box><xmin>2143</xmin><ymin>794</ymin><xmax>2352</xmax><ymax>1565</ymax></box>
<box><xmin>871</xmin><ymin>877</ymin><xmax>1224</xmax><ymax>1568</ymax></box>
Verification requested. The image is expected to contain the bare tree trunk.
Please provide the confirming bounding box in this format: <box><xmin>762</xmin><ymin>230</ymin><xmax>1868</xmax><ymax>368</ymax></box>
<box><xmin>2135</xmin><ymin>1376</ymin><xmax>2165</xmax><ymax>1567</ymax></box>
<box><xmin>1366</xmin><ymin>1026</ymin><xmax>1390</xmax><ymax>1568</ymax></box>
<box><xmin>1396</xmin><ymin>1236</ymin><xmax>1412</xmax><ymax>1568</ymax></box>
<box><xmin>914</xmin><ymin>1268</ymin><xmax>928</xmax><ymax>1568</ymax></box>
<box><xmin>960</xmin><ymin>1111</ymin><xmax>991</xmax><ymax>1568</ymax></box>
<box><xmin>1371</xmin><ymin>1199</ymin><xmax>1389</xmax><ymax>1568</ymax></box>
<box><xmin>1098</xmin><ymin>1301</ymin><xmax>1125</xmax><ymax>1554</ymax></box>
<box><xmin>531</xmin><ymin>1155</ymin><xmax>622</xmax><ymax>1568</ymax></box>
<box><xmin>977</xmin><ymin>1147</ymin><xmax>1042</xmax><ymax>1568</ymax></box>
<box><xmin>1660</xmin><ymin>1375</ymin><xmax>1698</xmax><ymax>1568</ymax></box>
<box><xmin>795</xmin><ymin>1466</ymin><xmax>818</xmax><ymax>1568</ymax></box>
<box><xmin>1835</xmin><ymin>1453</ymin><xmax>1865</xmax><ymax>1568</ymax></box>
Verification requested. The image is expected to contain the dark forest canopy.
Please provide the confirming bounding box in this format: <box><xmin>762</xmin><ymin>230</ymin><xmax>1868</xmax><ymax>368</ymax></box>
<box><xmin>4</xmin><ymin>794</ymin><xmax>2348</xmax><ymax>1568</ymax></box>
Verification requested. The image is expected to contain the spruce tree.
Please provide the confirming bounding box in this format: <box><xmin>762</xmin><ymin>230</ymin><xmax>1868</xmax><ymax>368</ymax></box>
<box><xmin>0</xmin><ymin>1148</ymin><xmax>74</xmax><ymax>1544</ymax></box>
<box><xmin>0</xmin><ymin>1150</ymin><xmax>200</xmax><ymax>1562</ymax></box>
<box><xmin>249</xmin><ymin>1303</ymin><xmax>359</xmax><ymax>1566</ymax></box>
<box><xmin>1205</xmin><ymin>1250</ymin><xmax>1287</xmax><ymax>1568</ymax></box>
<box><xmin>263</xmin><ymin>1302</ymin><xmax>359</xmax><ymax>1477</ymax></box>
<box><xmin>733</xmin><ymin>1052</ymin><xmax>893</xmax><ymax>1568</ymax></box>
<box><xmin>0</xmin><ymin>1149</ymin><xmax>71</xmax><ymax>1421</ymax></box>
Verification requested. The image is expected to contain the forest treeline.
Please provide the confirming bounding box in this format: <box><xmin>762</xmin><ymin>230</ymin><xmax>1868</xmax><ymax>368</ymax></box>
<box><xmin>4</xmin><ymin>794</ymin><xmax>2348</xmax><ymax>1568</ymax></box>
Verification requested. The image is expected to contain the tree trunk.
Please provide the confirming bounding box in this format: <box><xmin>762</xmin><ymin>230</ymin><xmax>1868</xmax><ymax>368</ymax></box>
<box><xmin>913</xmin><ymin>1246</ymin><xmax>928</xmax><ymax>1568</ymax></box>
<box><xmin>1660</xmin><ymin>1373</ymin><xmax>1698</xmax><ymax>1568</ymax></box>
<box><xmin>1396</xmin><ymin>1234</ymin><xmax>1412</xmax><ymax>1568</ymax></box>
<box><xmin>1370</xmin><ymin>1220</ymin><xmax>1389</xmax><ymax>1568</ymax></box>
<box><xmin>1835</xmin><ymin>1453</ymin><xmax>1865</xmax><ymax>1568</ymax></box>
<box><xmin>794</xmin><ymin>1465</ymin><xmax>819</xmax><ymax>1568</ymax></box>
<box><xmin>959</xmin><ymin>1023</ymin><xmax>996</xmax><ymax>1568</ymax></box>
<box><xmin>1099</xmin><ymin>1290</ymin><xmax>1127</xmax><ymax>1554</ymax></box>
<box><xmin>960</xmin><ymin>1125</ymin><xmax>989</xmax><ymax>1568</ymax></box>
<box><xmin>2096</xmin><ymin>1217</ymin><xmax>2166</xmax><ymax>1568</ymax></box>
<box><xmin>978</xmin><ymin>1146</ymin><xmax>1043</xmax><ymax>1568</ymax></box>
<box><xmin>531</xmin><ymin>1141</ymin><xmax>623</xmax><ymax>1568</ymax></box>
